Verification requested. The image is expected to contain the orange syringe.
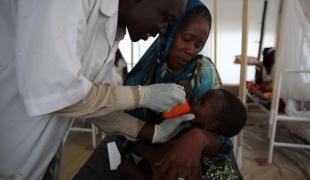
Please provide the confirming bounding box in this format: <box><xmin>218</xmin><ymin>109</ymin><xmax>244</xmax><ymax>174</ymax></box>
<box><xmin>163</xmin><ymin>100</ymin><xmax>190</xmax><ymax>119</ymax></box>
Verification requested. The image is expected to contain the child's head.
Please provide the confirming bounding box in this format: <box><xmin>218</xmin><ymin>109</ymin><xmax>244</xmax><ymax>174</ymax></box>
<box><xmin>167</xmin><ymin>5</ymin><xmax>211</xmax><ymax>69</ymax></box>
<box><xmin>190</xmin><ymin>89</ymin><xmax>247</xmax><ymax>137</ymax></box>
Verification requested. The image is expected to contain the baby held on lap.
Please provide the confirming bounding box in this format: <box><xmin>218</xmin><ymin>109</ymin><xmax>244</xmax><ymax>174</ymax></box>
<box><xmin>115</xmin><ymin>89</ymin><xmax>247</xmax><ymax>180</ymax></box>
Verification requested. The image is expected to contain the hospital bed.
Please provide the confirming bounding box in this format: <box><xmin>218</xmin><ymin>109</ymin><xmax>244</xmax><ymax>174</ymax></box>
<box><xmin>268</xmin><ymin>70</ymin><xmax>310</xmax><ymax>163</ymax></box>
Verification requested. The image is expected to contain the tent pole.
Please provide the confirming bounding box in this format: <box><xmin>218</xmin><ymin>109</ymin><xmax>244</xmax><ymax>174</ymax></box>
<box><xmin>235</xmin><ymin>0</ymin><xmax>249</xmax><ymax>168</ymax></box>
<box><xmin>130</xmin><ymin>42</ymin><xmax>134</xmax><ymax>69</ymax></box>
<box><xmin>213</xmin><ymin>0</ymin><xmax>218</xmax><ymax>67</ymax></box>
<box><xmin>257</xmin><ymin>0</ymin><xmax>268</xmax><ymax>60</ymax></box>
<box><xmin>268</xmin><ymin>0</ymin><xmax>288</xmax><ymax>138</ymax></box>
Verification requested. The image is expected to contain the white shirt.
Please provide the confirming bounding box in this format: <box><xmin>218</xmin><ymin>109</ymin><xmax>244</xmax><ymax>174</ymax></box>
<box><xmin>0</xmin><ymin>0</ymin><xmax>122</xmax><ymax>179</ymax></box>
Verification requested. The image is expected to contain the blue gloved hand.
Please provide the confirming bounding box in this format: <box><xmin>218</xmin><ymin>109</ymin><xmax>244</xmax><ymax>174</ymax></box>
<box><xmin>152</xmin><ymin>114</ymin><xmax>195</xmax><ymax>143</ymax></box>
<box><xmin>138</xmin><ymin>83</ymin><xmax>186</xmax><ymax>112</ymax></box>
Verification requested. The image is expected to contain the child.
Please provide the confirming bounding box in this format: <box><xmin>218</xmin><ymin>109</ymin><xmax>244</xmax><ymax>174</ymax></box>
<box><xmin>115</xmin><ymin>89</ymin><xmax>247</xmax><ymax>180</ymax></box>
<box><xmin>250</xmin><ymin>47</ymin><xmax>276</xmax><ymax>100</ymax></box>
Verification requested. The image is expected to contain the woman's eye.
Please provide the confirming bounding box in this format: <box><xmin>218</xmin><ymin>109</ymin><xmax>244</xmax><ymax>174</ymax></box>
<box><xmin>182</xmin><ymin>36</ymin><xmax>192</xmax><ymax>42</ymax></box>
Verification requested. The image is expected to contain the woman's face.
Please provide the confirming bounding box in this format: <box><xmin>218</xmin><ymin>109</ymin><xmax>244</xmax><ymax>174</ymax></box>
<box><xmin>167</xmin><ymin>17</ymin><xmax>210</xmax><ymax>69</ymax></box>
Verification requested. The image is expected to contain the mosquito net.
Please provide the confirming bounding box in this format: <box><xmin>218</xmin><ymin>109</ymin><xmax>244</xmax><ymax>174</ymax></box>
<box><xmin>279</xmin><ymin>0</ymin><xmax>310</xmax><ymax>102</ymax></box>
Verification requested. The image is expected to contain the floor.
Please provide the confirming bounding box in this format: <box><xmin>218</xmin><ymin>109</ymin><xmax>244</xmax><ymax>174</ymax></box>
<box><xmin>241</xmin><ymin>106</ymin><xmax>310</xmax><ymax>180</ymax></box>
<box><xmin>59</xmin><ymin>132</ymin><xmax>93</xmax><ymax>180</ymax></box>
<box><xmin>60</xmin><ymin>106</ymin><xmax>310</xmax><ymax>180</ymax></box>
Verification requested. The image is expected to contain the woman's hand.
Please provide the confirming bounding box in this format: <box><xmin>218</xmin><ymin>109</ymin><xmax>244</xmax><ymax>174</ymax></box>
<box><xmin>151</xmin><ymin>128</ymin><xmax>209</xmax><ymax>180</ymax></box>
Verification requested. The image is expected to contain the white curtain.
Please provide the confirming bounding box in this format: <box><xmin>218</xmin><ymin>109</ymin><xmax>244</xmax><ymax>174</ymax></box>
<box><xmin>279</xmin><ymin>0</ymin><xmax>310</xmax><ymax>101</ymax></box>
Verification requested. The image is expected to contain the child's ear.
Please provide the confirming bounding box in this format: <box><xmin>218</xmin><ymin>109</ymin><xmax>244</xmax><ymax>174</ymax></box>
<box><xmin>208</xmin><ymin>121</ymin><xmax>219</xmax><ymax>129</ymax></box>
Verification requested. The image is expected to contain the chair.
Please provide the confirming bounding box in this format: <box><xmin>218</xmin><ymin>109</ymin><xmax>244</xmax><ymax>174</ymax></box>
<box><xmin>70</xmin><ymin>120</ymin><xmax>97</xmax><ymax>149</ymax></box>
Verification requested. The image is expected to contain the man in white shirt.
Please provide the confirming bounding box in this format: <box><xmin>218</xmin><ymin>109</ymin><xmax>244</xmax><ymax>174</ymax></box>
<box><xmin>0</xmin><ymin>0</ymin><xmax>190</xmax><ymax>179</ymax></box>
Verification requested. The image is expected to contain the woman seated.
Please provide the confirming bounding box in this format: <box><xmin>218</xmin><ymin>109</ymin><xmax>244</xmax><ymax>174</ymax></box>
<box><xmin>74</xmin><ymin>1</ymin><xmax>242</xmax><ymax>179</ymax></box>
<box><xmin>123</xmin><ymin>3</ymin><xmax>242</xmax><ymax>179</ymax></box>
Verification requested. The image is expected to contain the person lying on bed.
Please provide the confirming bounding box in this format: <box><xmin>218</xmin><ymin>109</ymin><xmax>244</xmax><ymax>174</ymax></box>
<box><xmin>115</xmin><ymin>89</ymin><xmax>247</xmax><ymax>180</ymax></box>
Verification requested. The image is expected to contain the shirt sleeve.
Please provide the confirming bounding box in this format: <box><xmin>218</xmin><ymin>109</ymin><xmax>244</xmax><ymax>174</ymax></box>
<box><xmin>16</xmin><ymin>0</ymin><xmax>92</xmax><ymax>116</ymax></box>
<box><xmin>93</xmin><ymin>111</ymin><xmax>145</xmax><ymax>140</ymax></box>
<box><xmin>54</xmin><ymin>84</ymin><xmax>140</xmax><ymax>118</ymax></box>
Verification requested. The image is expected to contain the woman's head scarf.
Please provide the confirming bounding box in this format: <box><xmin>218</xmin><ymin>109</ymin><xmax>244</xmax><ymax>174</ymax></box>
<box><xmin>125</xmin><ymin>0</ymin><xmax>211</xmax><ymax>85</ymax></box>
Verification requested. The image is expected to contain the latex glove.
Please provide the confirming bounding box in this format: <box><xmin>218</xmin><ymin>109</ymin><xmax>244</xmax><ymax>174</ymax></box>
<box><xmin>138</xmin><ymin>84</ymin><xmax>186</xmax><ymax>112</ymax></box>
<box><xmin>152</xmin><ymin>114</ymin><xmax>195</xmax><ymax>143</ymax></box>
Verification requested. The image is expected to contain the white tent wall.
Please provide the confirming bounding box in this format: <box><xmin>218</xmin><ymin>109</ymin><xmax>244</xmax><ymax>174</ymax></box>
<box><xmin>118</xmin><ymin>32</ymin><xmax>156</xmax><ymax>71</ymax></box>
<box><xmin>201</xmin><ymin>0</ymin><xmax>280</xmax><ymax>84</ymax></box>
